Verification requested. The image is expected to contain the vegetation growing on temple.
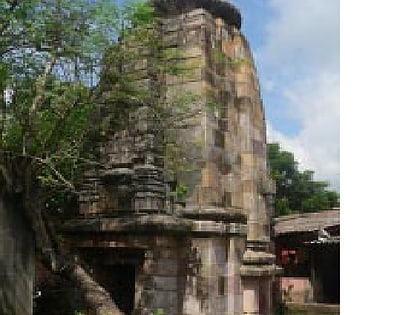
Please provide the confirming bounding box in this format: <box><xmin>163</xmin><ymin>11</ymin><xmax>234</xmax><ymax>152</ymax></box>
<box><xmin>2</xmin><ymin>1</ymin><xmax>337</xmax><ymax>314</ymax></box>
<box><xmin>1</xmin><ymin>1</ymin><xmax>205</xmax><ymax>313</ymax></box>
<box><xmin>0</xmin><ymin>1</ymin><xmax>162</xmax><ymax>314</ymax></box>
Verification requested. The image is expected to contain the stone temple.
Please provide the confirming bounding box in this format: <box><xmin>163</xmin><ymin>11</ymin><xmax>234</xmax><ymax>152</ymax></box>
<box><xmin>63</xmin><ymin>0</ymin><xmax>280</xmax><ymax>314</ymax></box>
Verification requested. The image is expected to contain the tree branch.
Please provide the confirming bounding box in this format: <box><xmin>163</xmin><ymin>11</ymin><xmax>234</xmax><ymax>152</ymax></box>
<box><xmin>29</xmin><ymin>56</ymin><xmax>57</xmax><ymax>122</ymax></box>
<box><xmin>0</xmin><ymin>149</ymin><xmax>76</xmax><ymax>191</ymax></box>
<box><xmin>0</xmin><ymin>163</ymin><xmax>13</xmax><ymax>189</ymax></box>
<box><xmin>37</xmin><ymin>156</ymin><xmax>76</xmax><ymax>191</ymax></box>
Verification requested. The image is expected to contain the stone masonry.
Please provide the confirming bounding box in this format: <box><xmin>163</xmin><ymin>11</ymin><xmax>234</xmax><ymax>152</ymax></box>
<box><xmin>62</xmin><ymin>1</ymin><xmax>280</xmax><ymax>314</ymax></box>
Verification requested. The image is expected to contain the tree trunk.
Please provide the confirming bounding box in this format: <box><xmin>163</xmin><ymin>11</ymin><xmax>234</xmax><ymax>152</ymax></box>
<box><xmin>1</xmin><ymin>158</ymin><xmax>125</xmax><ymax>315</ymax></box>
<box><xmin>68</xmin><ymin>263</ymin><xmax>125</xmax><ymax>315</ymax></box>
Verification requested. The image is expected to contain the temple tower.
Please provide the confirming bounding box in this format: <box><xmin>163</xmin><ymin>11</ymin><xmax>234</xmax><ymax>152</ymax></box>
<box><xmin>63</xmin><ymin>1</ymin><xmax>280</xmax><ymax>314</ymax></box>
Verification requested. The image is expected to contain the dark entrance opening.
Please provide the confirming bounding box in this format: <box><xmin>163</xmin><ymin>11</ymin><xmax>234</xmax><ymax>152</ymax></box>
<box><xmin>95</xmin><ymin>264</ymin><xmax>136</xmax><ymax>314</ymax></box>
<box><xmin>322</xmin><ymin>245</ymin><xmax>340</xmax><ymax>303</ymax></box>
<box><xmin>311</xmin><ymin>244</ymin><xmax>340</xmax><ymax>304</ymax></box>
<box><xmin>80</xmin><ymin>248</ymin><xmax>145</xmax><ymax>314</ymax></box>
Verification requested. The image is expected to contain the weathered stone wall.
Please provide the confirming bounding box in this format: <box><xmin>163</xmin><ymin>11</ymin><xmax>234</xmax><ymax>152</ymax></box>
<box><xmin>64</xmin><ymin>1</ymin><xmax>278</xmax><ymax>315</ymax></box>
<box><xmin>182</xmin><ymin>237</ymin><xmax>245</xmax><ymax>315</ymax></box>
<box><xmin>158</xmin><ymin>7</ymin><xmax>278</xmax><ymax>315</ymax></box>
<box><xmin>0</xmin><ymin>196</ymin><xmax>35</xmax><ymax>315</ymax></box>
<box><xmin>138</xmin><ymin>236</ymin><xmax>189</xmax><ymax>315</ymax></box>
<box><xmin>77</xmin><ymin>2</ymin><xmax>274</xmax><ymax>224</ymax></box>
<box><xmin>160</xmin><ymin>7</ymin><xmax>273</xmax><ymax>216</ymax></box>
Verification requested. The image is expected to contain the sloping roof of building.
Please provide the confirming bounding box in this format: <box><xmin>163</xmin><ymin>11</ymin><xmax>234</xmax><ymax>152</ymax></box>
<box><xmin>273</xmin><ymin>209</ymin><xmax>340</xmax><ymax>236</ymax></box>
<box><xmin>307</xmin><ymin>236</ymin><xmax>340</xmax><ymax>245</ymax></box>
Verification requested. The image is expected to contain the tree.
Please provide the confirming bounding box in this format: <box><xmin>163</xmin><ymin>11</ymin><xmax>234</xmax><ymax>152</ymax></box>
<box><xmin>1</xmin><ymin>1</ymin><xmax>204</xmax><ymax>313</ymax></box>
<box><xmin>267</xmin><ymin>143</ymin><xmax>339</xmax><ymax>216</ymax></box>
<box><xmin>0</xmin><ymin>1</ymin><xmax>167</xmax><ymax>314</ymax></box>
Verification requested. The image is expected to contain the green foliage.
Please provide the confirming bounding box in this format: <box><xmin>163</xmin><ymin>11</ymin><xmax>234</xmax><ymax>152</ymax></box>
<box><xmin>0</xmin><ymin>0</ymin><xmax>125</xmax><ymax>213</ymax></box>
<box><xmin>154</xmin><ymin>309</ymin><xmax>165</xmax><ymax>315</ymax></box>
<box><xmin>205</xmin><ymin>89</ymin><xmax>221</xmax><ymax>114</ymax></box>
<box><xmin>125</xmin><ymin>0</ymin><xmax>155</xmax><ymax>27</ymax></box>
<box><xmin>96</xmin><ymin>3</ymin><xmax>203</xmax><ymax>184</ymax></box>
<box><xmin>175</xmin><ymin>183</ymin><xmax>188</xmax><ymax>200</ymax></box>
<box><xmin>268</xmin><ymin>143</ymin><xmax>339</xmax><ymax>216</ymax></box>
<box><xmin>1</xmin><ymin>0</ymin><xmax>202</xmax><ymax>209</ymax></box>
<box><xmin>160</xmin><ymin>47</ymin><xmax>190</xmax><ymax>76</ymax></box>
<box><xmin>2</xmin><ymin>1</ymin><xmax>202</xmax><ymax>312</ymax></box>
<box><xmin>212</xmin><ymin>49</ymin><xmax>246</xmax><ymax>69</ymax></box>
<box><xmin>275</xmin><ymin>197</ymin><xmax>291</xmax><ymax>216</ymax></box>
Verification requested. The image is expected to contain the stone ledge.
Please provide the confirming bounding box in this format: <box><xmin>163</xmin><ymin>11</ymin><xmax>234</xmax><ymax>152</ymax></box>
<box><xmin>152</xmin><ymin>0</ymin><xmax>242</xmax><ymax>29</ymax></box>
<box><xmin>242</xmin><ymin>249</ymin><xmax>276</xmax><ymax>265</ymax></box>
<box><xmin>191</xmin><ymin>220</ymin><xmax>247</xmax><ymax>235</ymax></box>
<box><xmin>226</xmin><ymin>222</ymin><xmax>247</xmax><ymax>235</ymax></box>
<box><xmin>178</xmin><ymin>206</ymin><xmax>247</xmax><ymax>223</ymax></box>
<box><xmin>62</xmin><ymin>214</ymin><xmax>248</xmax><ymax>237</ymax></box>
<box><xmin>61</xmin><ymin>214</ymin><xmax>192</xmax><ymax>234</ymax></box>
<box><xmin>240</xmin><ymin>264</ymin><xmax>280</xmax><ymax>277</ymax></box>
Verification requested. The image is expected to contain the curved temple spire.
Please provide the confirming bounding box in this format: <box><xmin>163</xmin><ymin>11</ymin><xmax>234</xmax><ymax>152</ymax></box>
<box><xmin>151</xmin><ymin>0</ymin><xmax>242</xmax><ymax>29</ymax></box>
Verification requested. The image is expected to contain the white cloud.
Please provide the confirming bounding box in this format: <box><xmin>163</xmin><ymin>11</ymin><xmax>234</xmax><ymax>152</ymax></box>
<box><xmin>267</xmin><ymin>123</ymin><xmax>314</xmax><ymax>170</ymax></box>
<box><xmin>267</xmin><ymin>71</ymin><xmax>340</xmax><ymax>191</ymax></box>
<box><xmin>260</xmin><ymin>0</ymin><xmax>340</xmax><ymax>191</ymax></box>
<box><xmin>261</xmin><ymin>0</ymin><xmax>339</xmax><ymax>73</ymax></box>
<box><xmin>261</xmin><ymin>77</ymin><xmax>276</xmax><ymax>92</ymax></box>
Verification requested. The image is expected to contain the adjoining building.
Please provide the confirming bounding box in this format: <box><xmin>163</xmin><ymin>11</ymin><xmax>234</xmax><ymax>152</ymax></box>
<box><xmin>273</xmin><ymin>209</ymin><xmax>339</xmax><ymax>313</ymax></box>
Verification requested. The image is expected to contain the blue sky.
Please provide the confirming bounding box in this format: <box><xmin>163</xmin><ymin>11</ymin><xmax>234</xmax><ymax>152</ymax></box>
<box><xmin>231</xmin><ymin>0</ymin><xmax>340</xmax><ymax>191</ymax></box>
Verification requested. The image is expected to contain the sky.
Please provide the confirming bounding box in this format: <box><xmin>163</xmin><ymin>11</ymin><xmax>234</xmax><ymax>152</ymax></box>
<box><xmin>230</xmin><ymin>0</ymin><xmax>340</xmax><ymax>191</ymax></box>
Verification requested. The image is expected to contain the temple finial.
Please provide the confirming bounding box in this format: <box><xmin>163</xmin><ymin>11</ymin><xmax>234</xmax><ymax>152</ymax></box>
<box><xmin>151</xmin><ymin>0</ymin><xmax>242</xmax><ymax>29</ymax></box>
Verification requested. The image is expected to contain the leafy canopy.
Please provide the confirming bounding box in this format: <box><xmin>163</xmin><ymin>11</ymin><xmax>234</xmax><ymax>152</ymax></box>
<box><xmin>1</xmin><ymin>0</ymin><xmax>202</xmax><ymax>212</ymax></box>
<box><xmin>0</xmin><ymin>0</ymin><xmax>158</xmax><ymax>208</ymax></box>
<box><xmin>268</xmin><ymin>143</ymin><xmax>339</xmax><ymax>216</ymax></box>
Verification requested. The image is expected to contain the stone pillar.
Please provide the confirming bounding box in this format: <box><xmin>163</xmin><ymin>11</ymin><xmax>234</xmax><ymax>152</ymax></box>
<box><xmin>240</xmin><ymin>245</ymin><xmax>279</xmax><ymax>315</ymax></box>
<box><xmin>138</xmin><ymin>237</ymin><xmax>188</xmax><ymax>315</ymax></box>
<box><xmin>242</xmin><ymin>278</ymin><xmax>259</xmax><ymax>315</ymax></box>
<box><xmin>227</xmin><ymin>237</ymin><xmax>243</xmax><ymax>315</ymax></box>
<box><xmin>134</xmin><ymin>259</ymin><xmax>146</xmax><ymax>315</ymax></box>
<box><xmin>136</xmin><ymin>249</ymin><xmax>155</xmax><ymax>315</ymax></box>
<box><xmin>241</xmin><ymin>275</ymin><xmax>277</xmax><ymax>315</ymax></box>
